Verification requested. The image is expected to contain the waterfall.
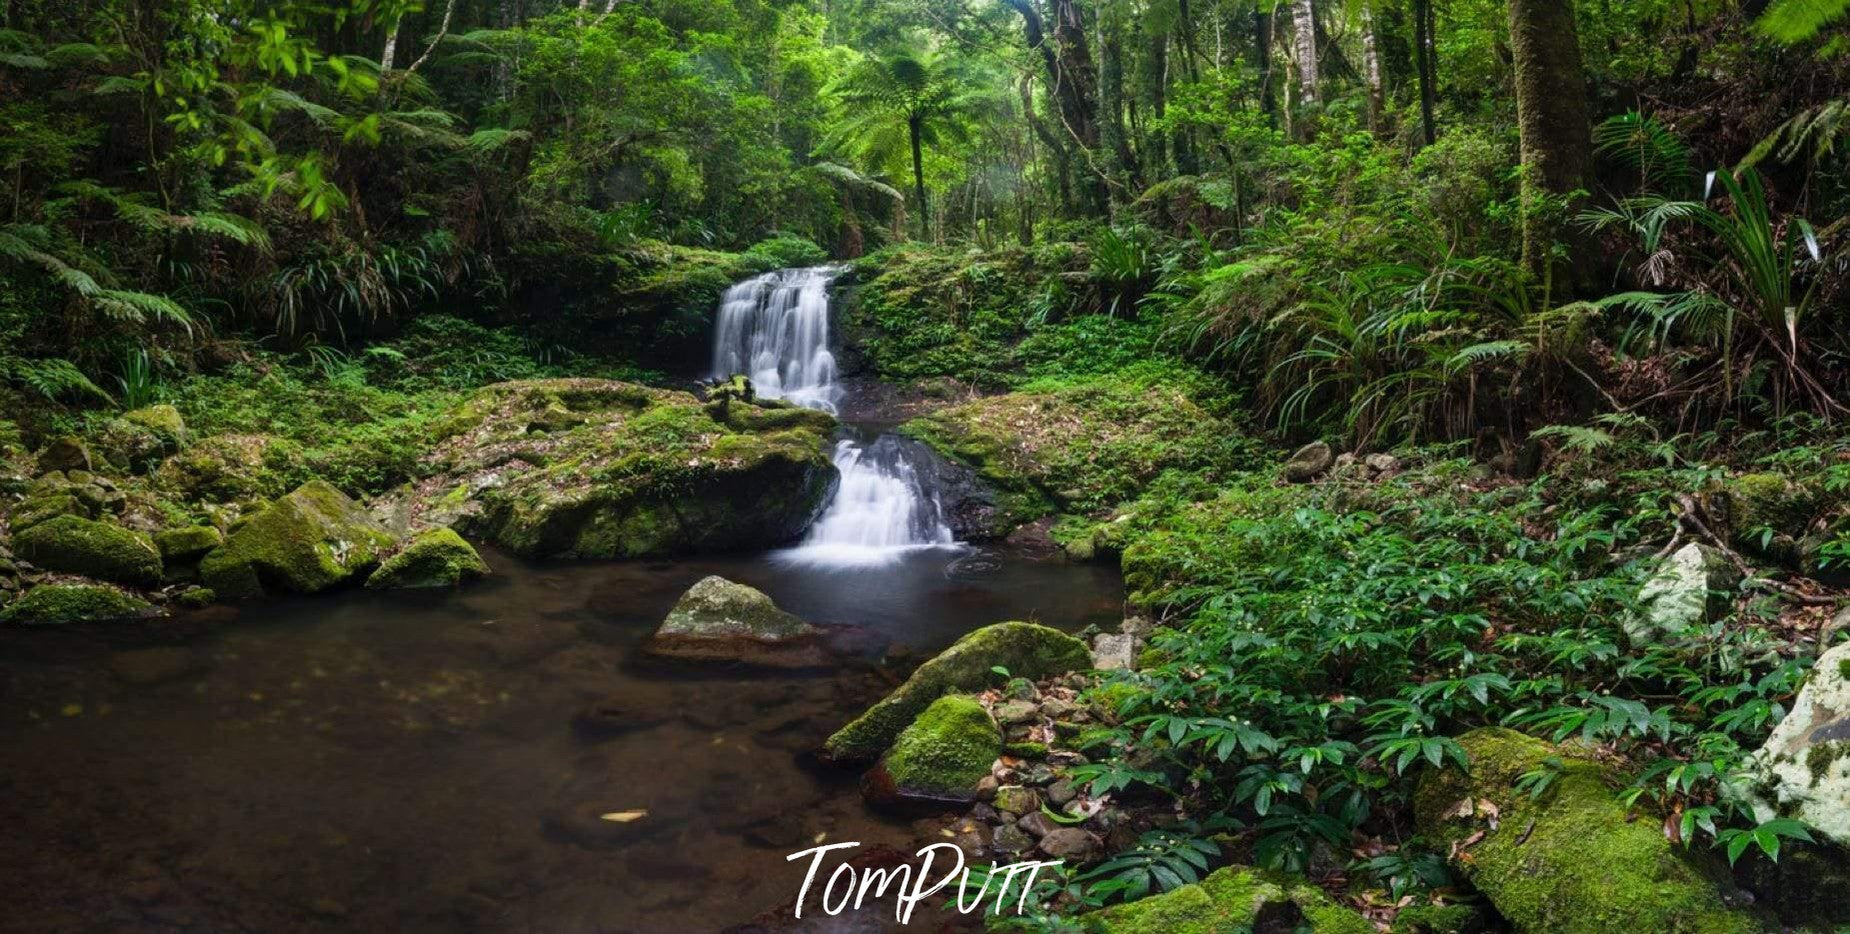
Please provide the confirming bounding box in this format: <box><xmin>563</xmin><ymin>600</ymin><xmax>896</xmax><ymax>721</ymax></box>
<box><xmin>709</xmin><ymin>267</ymin><xmax>840</xmax><ymax>414</ymax></box>
<box><xmin>710</xmin><ymin>267</ymin><xmax>961</xmax><ymax>567</ymax></box>
<box><xmin>779</xmin><ymin>436</ymin><xmax>957</xmax><ymax>567</ymax></box>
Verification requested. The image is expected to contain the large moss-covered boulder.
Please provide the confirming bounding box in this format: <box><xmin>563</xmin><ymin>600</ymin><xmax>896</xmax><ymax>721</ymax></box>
<box><xmin>199</xmin><ymin>480</ymin><xmax>394</xmax><ymax>599</ymax></box>
<box><xmin>1626</xmin><ymin>543</ymin><xmax>1740</xmax><ymax>646</ymax></box>
<box><xmin>862</xmin><ymin>695</ymin><xmax>1000</xmax><ymax>806</ymax></box>
<box><xmin>643</xmin><ymin>575</ymin><xmax>827</xmax><ymax>667</ymax></box>
<box><xmin>1416</xmin><ymin>728</ymin><xmax>1766</xmax><ymax>933</ymax></box>
<box><xmin>365</xmin><ymin>527</ymin><xmax>489</xmax><ymax>590</ymax></box>
<box><xmin>1747</xmin><ymin>640</ymin><xmax>1850</xmax><ymax>847</ymax></box>
<box><xmin>823</xmin><ymin>621</ymin><xmax>1090</xmax><ymax>762</ymax></box>
<box><xmin>377</xmin><ymin>379</ymin><xmax>836</xmax><ymax>559</ymax></box>
<box><xmin>1</xmin><ymin>583</ymin><xmax>155</xmax><ymax>625</ymax></box>
<box><xmin>12</xmin><ymin>514</ymin><xmax>162</xmax><ymax>586</ymax></box>
<box><xmin>903</xmin><ymin>378</ymin><xmax>1252</xmax><ymax>534</ymax></box>
<box><xmin>153</xmin><ymin>433</ymin><xmax>286</xmax><ymax>502</ymax></box>
<box><xmin>1084</xmin><ymin>864</ymin><xmax>1373</xmax><ymax>933</ymax></box>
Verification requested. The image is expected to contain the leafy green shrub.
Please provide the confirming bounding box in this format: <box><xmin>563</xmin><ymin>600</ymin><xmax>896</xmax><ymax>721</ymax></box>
<box><xmin>744</xmin><ymin>234</ymin><xmax>829</xmax><ymax>269</ymax></box>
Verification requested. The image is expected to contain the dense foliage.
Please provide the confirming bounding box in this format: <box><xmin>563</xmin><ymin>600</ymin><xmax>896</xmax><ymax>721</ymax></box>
<box><xmin>2</xmin><ymin>0</ymin><xmax>1849</xmax><ymax>928</ymax></box>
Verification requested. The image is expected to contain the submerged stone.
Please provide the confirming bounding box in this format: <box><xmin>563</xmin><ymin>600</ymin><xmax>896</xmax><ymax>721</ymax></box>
<box><xmin>199</xmin><ymin>480</ymin><xmax>394</xmax><ymax>599</ymax></box>
<box><xmin>643</xmin><ymin>575</ymin><xmax>827</xmax><ymax>668</ymax></box>
<box><xmin>1084</xmin><ymin>864</ymin><xmax>1372</xmax><ymax>933</ymax></box>
<box><xmin>1416</xmin><ymin>727</ymin><xmax>1766</xmax><ymax>933</ymax></box>
<box><xmin>13</xmin><ymin>514</ymin><xmax>163</xmax><ymax>586</ymax></box>
<box><xmin>823</xmin><ymin>621</ymin><xmax>1090</xmax><ymax>762</ymax></box>
<box><xmin>365</xmin><ymin>528</ymin><xmax>490</xmax><ymax>589</ymax></box>
<box><xmin>861</xmin><ymin>695</ymin><xmax>999</xmax><ymax>807</ymax></box>
<box><xmin>1</xmin><ymin>583</ymin><xmax>156</xmax><ymax>625</ymax></box>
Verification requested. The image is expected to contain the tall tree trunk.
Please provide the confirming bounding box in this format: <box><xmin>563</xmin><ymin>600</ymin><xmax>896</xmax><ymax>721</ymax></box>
<box><xmin>1290</xmin><ymin>0</ymin><xmax>1320</xmax><ymax>107</ymax></box>
<box><xmin>1252</xmin><ymin>6</ymin><xmax>1278</xmax><ymax>125</ymax></box>
<box><xmin>1005</xmin><ymin>0</ymin><xmax>1107</xmax><ymax>214</ymax></box>
<box><xmin>1413</xmin><ymin>0</ymin><xmax>1437</xmax><ymax>146</ymax></box>
<box><xmin>1173</xmin><ymin>0</ymin><xmax>1203</xmax><ymax>173</ymax></box>
<box><xmin>1100</xmin><ymin>11</ymin><xmax>1138</xmax><ymax>201</ymax></box>
<box><xmin>1508</xmin><ymin>0</ymin><xmax>1592</xmax><ymax>286</ymax></box>
<box><xmin>1360</xmin><ymin>6</ymin><xmax>1384</xmax><ymax>129</ymax></box>
<box><xmin>909</xmin><ymin>113</ymin><xmax>927</xmax><ymax>239</ymax></box>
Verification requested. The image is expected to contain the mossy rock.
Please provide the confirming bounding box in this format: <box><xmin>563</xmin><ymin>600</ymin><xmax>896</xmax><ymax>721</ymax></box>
<box><xmin>1415</xmin><ymin>728</ymin><xmax>1768</xmax><ymax>933</ymax></box>
<box><xmin>381</xmin><ymin>379</ymin><xmax>836</xmax><ymax>559</ymax></box>
<box><xmin>153</xmin><ymin>433</ymin><xmax>286</xmax><ymax>503</ymax></box>
<box><xmin>98</xmin><ymin>405</ymin><xmax>187</xmax><ymax>471</ymax></box>
<box><xmin>902</xmin><ymin>378</ymin><xmax>1253</xmax><ymax>531</ymax></box>
<box><xmin>862</xmin><ymin>695</ymin><xmax>1000</xmax><ymax>805</ymax></box>
<box><xmin>1726</xmin><ymin>472</ymin><xmax>1818</xmax><ymax>538</ymax></box>
<box><xmin>823</xmin><ymin>621</ymin><xmax>1090</xmax><ymax>762</ymax></box>
<box><xmin>36</xmin><ymin>435</ymin><xmax>92</xmax><ymax>474</ymax></box>
<box><xmin>1083</xmin><ymin>864</ymin><xmax>1373</xmax><ymax>933</ymax></box>
<box><xmin>1</xmin><ymin>584</ymin><xmax>155</xmax><ymax>625</ymax></box>
<box><xmin>154</xmin><ymin>525</ymin><xmax>224</xmax><ymax>564</ymax></box>
<box><xmin>643</xmin><ymin>574</ymin><xmax>829</xmax><ymax>667</ymax></box>
<box><xmin>7</xmin><ymin>492</ymin><xmax>93</xmax><ymax>531</ymax></box>
<box><xmin>199</xmin><ymin>479</ymin><xmax>394</xmax><ymax>600</ymax></box>
<box><xmin>13</xmin><ymin>514</ymin><xmax>163</xmax><ymax>586</ymax></box>
<box><xmin>364</xmin><ymin>528</ymin><xmax>490</xmax><ymax>590</ymax></box>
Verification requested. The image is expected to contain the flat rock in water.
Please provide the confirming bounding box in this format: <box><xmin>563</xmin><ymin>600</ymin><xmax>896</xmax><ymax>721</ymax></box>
<box><xmin>644</xmin><ymin>575</ymin><xmax>829</xmax><ymax>668</ymax></box>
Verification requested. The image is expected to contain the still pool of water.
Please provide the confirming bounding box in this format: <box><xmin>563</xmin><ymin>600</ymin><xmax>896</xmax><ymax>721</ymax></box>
<box><xmin>0</xmin><ymin>546</ymin><xmax>1122</xmax><ymax>933</ymax></box>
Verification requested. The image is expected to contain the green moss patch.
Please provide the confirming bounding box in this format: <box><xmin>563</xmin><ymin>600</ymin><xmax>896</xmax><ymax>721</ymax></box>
<box><xmin>1</xmin><ymin>584</ymin><xmax>154</xmax><ymax>625</ymax></box>
<box><xmin>199</xmin><ymin>480</ymin><xmax>394</xmax><ymax>599</ymax></box>
<box><xmin>365</xmin><ymin>527</ymin><xmax>489</xmax><ymax>589</ymax></box>
<box><xmin>383</xmin><ymin>379</ymin><xmax>836</xmax><ymax>559</ymax></box>
<box><xmin>824</xmin><ymin>621</ymin><xmax>1090</xmax><ymax>762</ymax></box>
<box><xmin>1415</xmin><ymin>728</ymin><xmax>1767</xmax><ymax>933</ymax></box>
<box><xmin>1084</xmin><ymin>864</ymin><xmax>1373</xmax><ymax>933</ymax></box>
<box><xmin>903</xmin><ymin>375</ymin><xmax>1256</xmax><ymax>526</ymax></box>
<box><xmin>873</xmin><ymin>695</ymin><xmax>1000</xmax><ymax>802</ymax></box>
<box><xmin>13</xmin><ymin>514</ymin><xmax>162</xmax><ymax>586</ymax></box>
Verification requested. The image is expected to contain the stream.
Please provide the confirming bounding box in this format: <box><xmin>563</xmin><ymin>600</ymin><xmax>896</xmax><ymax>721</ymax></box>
<box><xmin>0</xmin><ymin>267</ymin><xmax>1126</xmax><ymax>932</ymax></box>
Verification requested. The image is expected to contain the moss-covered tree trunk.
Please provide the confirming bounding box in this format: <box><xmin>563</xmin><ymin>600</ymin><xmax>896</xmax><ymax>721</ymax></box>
<box><xmin>1508</xmin><ymin>0</ymin><xmax>1592</xmax><ymax>287</ymax></box>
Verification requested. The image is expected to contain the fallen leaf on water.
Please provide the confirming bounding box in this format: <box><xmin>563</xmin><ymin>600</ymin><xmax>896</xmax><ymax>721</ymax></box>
<box><xmin>812</xmin><ymin>832</ymin><xmax>828</xmax><ymax>844</ymax></box>
<box><xmin>599</xmin><ymin>810</ymin><xmax>647</xmax><ymax>823</ymax></box>
<box><xmin>61</xmin><ymin>704</ymin><xmax>82</xmax><ymax>717</ymax></box>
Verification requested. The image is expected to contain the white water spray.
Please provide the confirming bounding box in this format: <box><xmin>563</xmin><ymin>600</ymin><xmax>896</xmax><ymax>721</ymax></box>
<box><xmin>709</xmin><ymin>267</ymin><xmax>961</xmax><ymax>567</ymax></box>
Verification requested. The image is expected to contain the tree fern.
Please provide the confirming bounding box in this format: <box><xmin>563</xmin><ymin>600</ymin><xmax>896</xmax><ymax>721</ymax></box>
<box><xmin>1754</xmin><ymin>0</ymin><xmax>1849</xmax><ymax>41</ymax></box>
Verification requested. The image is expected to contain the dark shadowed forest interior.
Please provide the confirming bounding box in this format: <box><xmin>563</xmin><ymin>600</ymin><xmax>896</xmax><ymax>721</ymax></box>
<box><xmin>1</xmin><ymin>0</ymin><xmax>1849</xmax><ymax>930</ymax></box>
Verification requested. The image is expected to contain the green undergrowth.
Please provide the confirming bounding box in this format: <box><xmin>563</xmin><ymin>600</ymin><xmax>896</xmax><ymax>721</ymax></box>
<box><xmin>903</xmin><ymin>363</ymin><xmax>1260</xmax><ymax>523</ymax></box>
<box><xmin>65</xmin><ymin>316</ymin><xmax>656</xmax><ymax>497</ymax></box>
<box><xmin>843</xmin><ymin>242</ymin><xmax>1182</xmax><ymax>389</ymax></box>
<box><xmin>1060</xmin><ymin>448</ymin><xmax>1824</xmax><ymax>917</ymax></box>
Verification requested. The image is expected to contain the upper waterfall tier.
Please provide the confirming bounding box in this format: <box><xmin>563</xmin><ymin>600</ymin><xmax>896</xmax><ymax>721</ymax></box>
<box><xmin>708</xmin><ymin>266</ymin><xmax>840</xmax><ymax>414</ymax></box>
